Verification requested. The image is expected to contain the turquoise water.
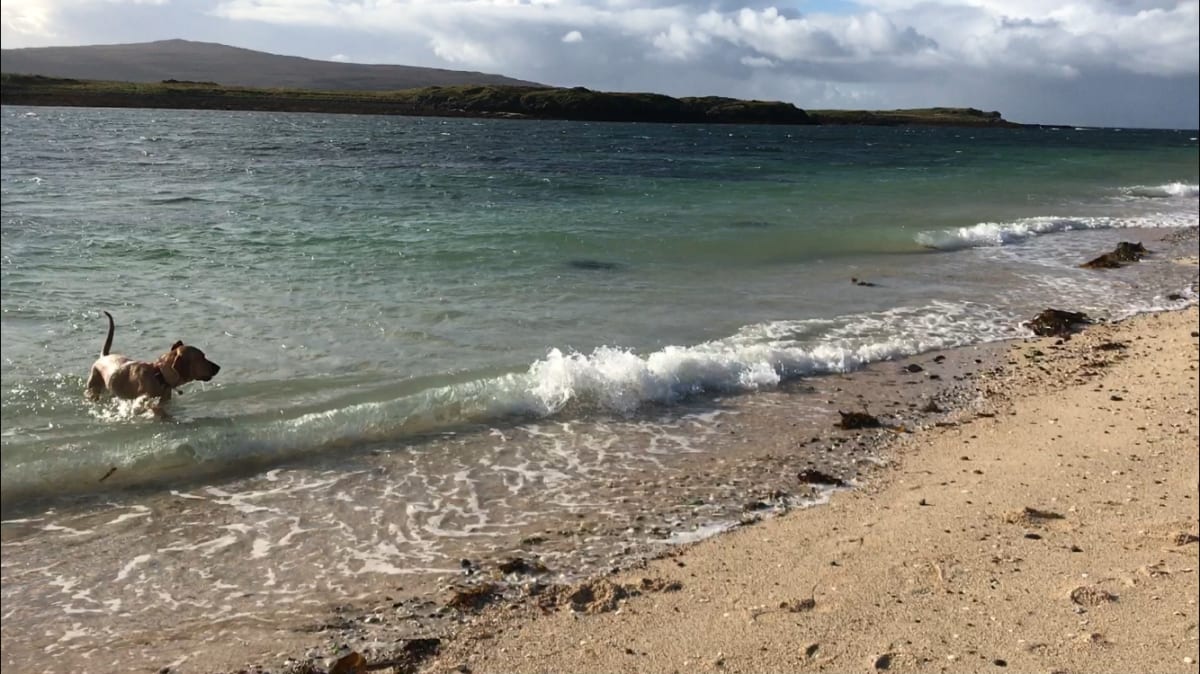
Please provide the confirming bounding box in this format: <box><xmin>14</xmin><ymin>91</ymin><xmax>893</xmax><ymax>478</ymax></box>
<box><xmin>2</xmin><ymin>106</ymin><xmax>1197</xmax><ymax>507</ymax></box>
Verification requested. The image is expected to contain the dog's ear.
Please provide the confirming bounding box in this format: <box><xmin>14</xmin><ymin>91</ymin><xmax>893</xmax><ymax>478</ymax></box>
<box><xmin>159</xmin><ymin>362</ymin><xmax>183</xmax><ymax>387</ymax></box>
<box><xmin>170</xmin><ymin>340</ymin><xmax>184</xmax><ymax>351</ymax></box>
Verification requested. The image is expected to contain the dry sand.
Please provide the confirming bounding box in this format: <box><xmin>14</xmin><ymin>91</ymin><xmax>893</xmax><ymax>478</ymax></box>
<box><xmin>422</xmin><ymin>307</ymin><xmax>1200</xmax><ymax>674</ymax></box>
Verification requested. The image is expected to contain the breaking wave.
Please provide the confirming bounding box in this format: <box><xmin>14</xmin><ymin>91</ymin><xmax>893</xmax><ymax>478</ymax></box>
<box><xmin>916</xmin><ymin>212</ymin><xmax>1197</xmax><ymax>251</ymax></box>
<box><xmin>0</xmin><ymin>301</ymin><xmax>1021</xmax><ymax>507</ymax></box>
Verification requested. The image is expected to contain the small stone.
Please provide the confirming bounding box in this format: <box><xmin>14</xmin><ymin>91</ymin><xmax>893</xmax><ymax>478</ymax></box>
<box><xmin>1070</xmin><ymin>585</ymin><xmax>1117</xmax><ymax>606</ymax></box>
<box><xmin>993</xmin><ymin>658</ymin><xmax>1007</xmax><ymax>667</ymax></box>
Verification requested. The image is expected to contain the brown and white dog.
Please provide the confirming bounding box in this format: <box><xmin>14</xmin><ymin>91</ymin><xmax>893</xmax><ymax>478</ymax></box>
<box><xmin>85</xmin><ymin>311</ymin><xmax>220</xmax><ymax>408</ymax></box>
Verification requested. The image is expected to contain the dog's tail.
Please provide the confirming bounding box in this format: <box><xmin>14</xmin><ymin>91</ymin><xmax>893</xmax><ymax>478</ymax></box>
<box><xmin>101</xmin><ymin>311</ymin><xmax>115</xmax><ymax>356</ymax></box>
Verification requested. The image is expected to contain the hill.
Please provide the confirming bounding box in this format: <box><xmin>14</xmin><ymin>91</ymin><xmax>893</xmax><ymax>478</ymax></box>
<box><xmin>0</xmin><ymin>39</ymin><xmax>539</xmax><ymax>90</ymax></box>
<box><xmin>0</xmin><ymin>75</ymin><xmax>820</xmax><ymax>125</ymax></box>
<box><xmin>0</xmin><ymin>75</ymin><xmax>1024</xmax><ymax>127</ymax></box>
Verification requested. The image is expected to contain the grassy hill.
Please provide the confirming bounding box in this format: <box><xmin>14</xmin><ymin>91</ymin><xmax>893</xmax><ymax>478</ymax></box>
<box><xmin>0</xmin><ymin>75</ymin><xmax>818</xmax><ymax>124</ymax></box>
<box><xmin>808</xmin><ymin>108</ymin><xmax>1017</xmax><ymax>127</ymax></box>
<box><xmin>0</xmin><ymin>74</ymin><xmax>1023</xmax><ymax>128</ymax></box>
<box><xmin>0</xmin><ymin>39</ymin><xmax>539</xmax><ymax>91</ymax></box>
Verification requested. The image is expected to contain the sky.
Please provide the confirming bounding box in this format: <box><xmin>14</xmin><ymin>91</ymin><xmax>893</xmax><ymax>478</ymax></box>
<box><xmin>2</xmin><ymin>0</ymin><xmax>1198</xmax><ymax>128</ymax></box>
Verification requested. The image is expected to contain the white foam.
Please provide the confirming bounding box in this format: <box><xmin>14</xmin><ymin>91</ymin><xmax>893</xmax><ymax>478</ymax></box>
<box><xmin>12</xmin><ymin>302</ymin><xmax>1023</xmax><ymax>505</ymax></box>
<box><xmin>917</xmin><ymin>212</ymin><xmax>1198</xmax><ymax>250</ymax></box>
<box><xmin>506</xmin><ymin>301</ymin><xmax>1017</xmax><ymax>418</ymax></box>
<box><xmin>1123</xmin><ymin>182</ymin><xmax>1199</xmax><ymax>199</ymax></box>
<box><xmin>115</xmin><ymin>554</ymin><xmax>152</xmax><ymax>582</ymax></box>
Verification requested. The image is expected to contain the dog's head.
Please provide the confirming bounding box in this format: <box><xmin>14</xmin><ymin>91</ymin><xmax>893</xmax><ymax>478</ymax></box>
<box><xmin>161</xmin><ymin>341</ymin><xmax>221</xmax><ymax>385</ymax></box>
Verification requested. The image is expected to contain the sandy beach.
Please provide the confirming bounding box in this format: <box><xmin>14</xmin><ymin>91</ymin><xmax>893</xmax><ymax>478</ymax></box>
<box><xmin>415</xmin><ymin>305</ymin><xmax>1200</xmax><ymax>674</ymax></box>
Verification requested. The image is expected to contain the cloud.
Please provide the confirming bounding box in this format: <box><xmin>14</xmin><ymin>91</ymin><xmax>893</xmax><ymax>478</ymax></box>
<box><xmin>1</xmin><ymin>1</ymin><xmax>58</xmax><ymax>40</ymax></box>
<box><xmin>1</xmin><ymin>0</ymin><xmax>1196</xmax><ymax>127</ymax></box>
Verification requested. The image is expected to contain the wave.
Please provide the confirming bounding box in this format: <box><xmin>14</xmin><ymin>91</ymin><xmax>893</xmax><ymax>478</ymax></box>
<box><xmin>1122</xmin><ymin>182</ymin><xmax>1199</xmax><ymax>199</ymax></box>
<box><xmin>0</xmin><ymin>301</ymin><xmax>1021</xmax><ymax>508</ymax></box>
<box><xmin>916</xmin><ymin>212</ymin><xmax>1198</xmax><ymax>251</ymax></box>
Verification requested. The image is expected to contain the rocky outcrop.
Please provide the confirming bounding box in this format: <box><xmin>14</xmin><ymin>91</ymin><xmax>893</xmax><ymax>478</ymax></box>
<box><xmin>1082</xmin><ymin>242</ymin><xmax>1149</xmax><ymax>269</ymax></box>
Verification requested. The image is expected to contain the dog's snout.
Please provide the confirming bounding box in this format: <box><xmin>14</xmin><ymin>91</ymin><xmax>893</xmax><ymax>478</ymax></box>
<box><xmin>211</xmin><ymin>363</ymin><xmax>221</xmax><ymax>375</ymax></box>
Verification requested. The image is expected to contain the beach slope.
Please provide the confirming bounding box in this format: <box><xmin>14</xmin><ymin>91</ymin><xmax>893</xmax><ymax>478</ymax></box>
<box><xmin>425</xmin><ymin>307</ymin><xmax>1200</xmax><ymax>674</ymax></box>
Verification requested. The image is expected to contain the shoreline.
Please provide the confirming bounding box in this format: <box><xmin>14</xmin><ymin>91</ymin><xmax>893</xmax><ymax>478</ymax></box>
<box><xmin>1</xmin><ymin>236</ymin><xmax>1195</xmax><ymax>672</ymax></box>
<box><xmin>167</xmin><ymin>299</ymin><xmax>1198</xmax><ymax>674</ymax></box>
<box><xmin>409</xmin><ymin>305</ymin><xmax>1199</xmax><ymax>674</ymax></box>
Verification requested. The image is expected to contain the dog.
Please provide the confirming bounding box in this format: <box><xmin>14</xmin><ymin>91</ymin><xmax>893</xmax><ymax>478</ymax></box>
<box><xmin>85</xmin><ymin>311</ymin><xmax>220</xmax><ymax>409</ymax></box>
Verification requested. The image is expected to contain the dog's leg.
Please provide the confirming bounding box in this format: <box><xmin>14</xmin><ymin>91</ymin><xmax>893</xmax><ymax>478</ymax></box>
<box><xmin>85</xmin><ymin>367</ymin><xmax>105</xmax><ymax>400</ymax></box>
<box><xmin>148</xmin><ymin>401</ymin><xmax>172</xmax><ymax>420</ymax></box>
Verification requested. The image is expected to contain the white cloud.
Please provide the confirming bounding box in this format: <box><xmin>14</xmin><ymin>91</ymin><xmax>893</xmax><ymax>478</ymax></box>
<box><xmin>0</xmin><ymin>0</ymin><xmax>1196</xmax><ymax>126</ymax></box>
<box><xmin>429</xmin><ymin>33</ymin><xmax>498</xmax><ymax>67</ymax></box>
<box><xmin>740</xmin><ymin>54</ymin><xmax>775</xmax><ymax>68</ymax></box>
<box><xmin>1</xmin><ymin>1</ymin><xmax>58</xmax><ymax>40</ymax></box>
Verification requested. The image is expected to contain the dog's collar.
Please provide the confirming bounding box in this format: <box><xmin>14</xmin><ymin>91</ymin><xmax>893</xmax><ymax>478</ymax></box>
<box><xmin>153</xmin><ymin>366</ymin><xmax>175</xmax><ymax>390</ymax></box>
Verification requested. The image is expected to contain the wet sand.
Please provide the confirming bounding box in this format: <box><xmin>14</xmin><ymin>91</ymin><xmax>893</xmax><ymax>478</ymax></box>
<box><xmin>418</xmin><ymin>306</ymin><xmax>1200</xmax><ymax>674</ymax></box>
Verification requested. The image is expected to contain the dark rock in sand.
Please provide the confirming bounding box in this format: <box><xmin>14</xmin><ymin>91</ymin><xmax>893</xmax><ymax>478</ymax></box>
<box><xmin>640</xmin><ymin>577</ymin><xmax>683</xmax><ymax>592</ymax></box>
<box><xmin>1003</xmin><ymin>506</ymin><xmax>1065</xmax><ymax>526</ymax></box>
<box><xmin>1070</xmin><ymin>585</ymin><xmax>1117</xmax><ymax>606</ymax></box>
<box><xmin>851</xmin><ymin>277</ymin><xmax>879</xmax><ymax>287</ymax></box>
<box><xmin>498</xmin><ymin>557</ymin><xmax>549</xmax><ymax>575</ymax></box>
<box><xmin>380</xmin><ymin>638</ymin><xmax>443</xmax><ymax>674</ymax></box>
<box><xmin>329</xmin><ymin>652</ymin><xmax>366</xmax><ymax>674</ymax></box>
<box><xmin>1169</xmin><ymin>531</ymin><xmax>1199</xmax><ymax>545</ymax></box>
<box><xmin>836</xmin><ymin>410</ymin><xmax>883</xmax><ymax>429</ymax></box>
<box><xmin>904</xmin><ymin>363</ymin><xmax>924</xmax><ymax>373</ymax></box>
<box><xmin>1024</xmin><ymin>309</ymin><xmax>1091</xmax><ymax>338</ymax></box>
<box><xmin>797</xmin><ymin>468</ymin><xmax>846</xmax><ymax>486</ymax></box>
<box><xmin>445</xmin><ymin>582</ymin><xmax>502</xmax><ymax>611</ymax></box>
<box><xmin>1081</xmin><ymin>241</ymin><xmax>1148</xmax><ymax>269</ymax></box>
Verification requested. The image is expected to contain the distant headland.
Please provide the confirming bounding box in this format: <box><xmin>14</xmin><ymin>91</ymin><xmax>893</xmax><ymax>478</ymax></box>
<box><xmin>1</xmin><ymin>74</ymin><xmax>1023</xmax><ymax>128</ymax></box>
<box><xmin>0</xmin><ymin>40</ymin><xmax>1025</xmax><ymax>127</ymax></box>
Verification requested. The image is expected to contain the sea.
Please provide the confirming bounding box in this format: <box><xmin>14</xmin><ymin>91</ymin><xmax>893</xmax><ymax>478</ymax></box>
<box><xmin>1</xmin><ymin>105</ymin><xmax>1197</xmax><ymax>672</ymax></box>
